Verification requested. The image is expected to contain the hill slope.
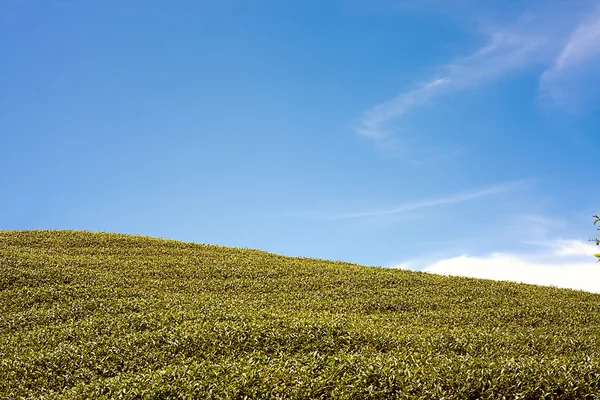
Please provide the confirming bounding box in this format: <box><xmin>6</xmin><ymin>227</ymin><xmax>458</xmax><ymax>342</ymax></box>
<box><xmin>2</xmin><ymin>230</ymin><xmax>600</xmax><ymax>399</ymax></box>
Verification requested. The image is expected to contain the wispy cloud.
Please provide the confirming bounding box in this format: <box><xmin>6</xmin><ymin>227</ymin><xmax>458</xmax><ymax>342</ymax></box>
<box><xmin>356</xmin><ymin>78</ymin><xmax>451</xmax><ymax>142</ymax></box>
<box><xmin>422</xmin><ymin>239</ymin><xmax>600</xmax><ymax>293</ymax></box>
<box><xmin>356</xmin><ymin>2</ymin><xmax>600</xmax><ymax>157</ymax></box>
<box><xmin>356</xmin><ymin>26</ymin><xmax>546</xmax><ymax>149</ymax></box>
<box><xmin>271</xmin><ymin>179</ymin><xmax>526</xmax><ymax>221</ymax></box>
<box><xmin>539</xmin><ymin>10</ymin><xmax>600</xmax><ymax>107</ymax></box>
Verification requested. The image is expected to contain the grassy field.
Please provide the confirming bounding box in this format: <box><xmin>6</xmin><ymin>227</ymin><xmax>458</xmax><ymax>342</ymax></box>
<box><xmin>2</xmin><ymin>230</ymin><xmax>600</xmax><ymax>399</ymax></box>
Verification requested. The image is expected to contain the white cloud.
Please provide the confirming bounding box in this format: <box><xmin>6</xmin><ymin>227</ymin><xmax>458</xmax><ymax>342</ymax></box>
<box><xmin>548</xmin><ymin>239</ymin><xmax>599</xmax><ymax>256</ymax></box>
<box><xmin>423</xmin><ymin>239</ymin><xmax>600</xmax><ymax>293</ymax></box>
<box><xmin>271</xmin><ymin>179</ymin><xmax>526</xmax><ymax>221</ymax></box>
<box><xmin>387</xmin><ymin>261</ymin><xmax>416</xmax><ymax>270</ymax></box>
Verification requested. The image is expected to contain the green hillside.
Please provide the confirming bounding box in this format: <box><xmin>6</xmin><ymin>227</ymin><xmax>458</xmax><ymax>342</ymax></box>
<box><xmin>2</xmin><ymin>230</ymin><xmax>600</xmax><ymax>399</ymax></box>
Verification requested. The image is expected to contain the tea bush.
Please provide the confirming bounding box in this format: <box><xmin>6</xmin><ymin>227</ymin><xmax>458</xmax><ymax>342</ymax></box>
<box><xmin>2</xmin><ymin>230</ymin><xmax>600</xmax><ymax>399</ymax></box>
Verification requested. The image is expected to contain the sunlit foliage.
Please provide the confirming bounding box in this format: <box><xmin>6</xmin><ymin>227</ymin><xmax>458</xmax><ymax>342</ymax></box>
<box><xmin>2</xmin><ymin>230</ymin><xmax>600</xmax><ymax>399</ymax></box>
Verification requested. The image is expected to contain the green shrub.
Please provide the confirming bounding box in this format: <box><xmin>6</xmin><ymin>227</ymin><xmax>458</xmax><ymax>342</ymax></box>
<box><xmin>2</xmin><ymin>230</ymin><xmax>600</xmax><ymax>399</ymax></box>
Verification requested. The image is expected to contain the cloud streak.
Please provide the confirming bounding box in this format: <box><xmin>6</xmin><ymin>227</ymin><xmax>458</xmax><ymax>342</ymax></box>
<box><xmin>540</xmin><ymin>10</ymin><xmax>600</xmax><ymax>107</ymax></box>
<box><xmin>356</xmin><ymin>26</ymin><xmax>546</xmax><ymax>146</ymax></box>
<box><xmin>356</xmin><ymin>3</ymin><xmax>600</xmax><ymax>156</ymax></box>
<box><xmin>272</xmin><ymin>179</ymin><xmax>526</xmax><ymax>221</ymax></box>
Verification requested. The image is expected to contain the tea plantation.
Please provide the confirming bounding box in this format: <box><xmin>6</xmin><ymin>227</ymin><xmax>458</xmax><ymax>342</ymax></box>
<box><xmin>2</xmin><ymin>230</ymin><xmax>600</xmax><ymax>399</ymax></box>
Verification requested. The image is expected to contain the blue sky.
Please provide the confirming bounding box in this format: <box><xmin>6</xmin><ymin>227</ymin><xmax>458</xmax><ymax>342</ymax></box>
<box><xmin>1</xmin><ymin>0</ymin><xmax>599</xmax><ymax>291</ymax></box>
